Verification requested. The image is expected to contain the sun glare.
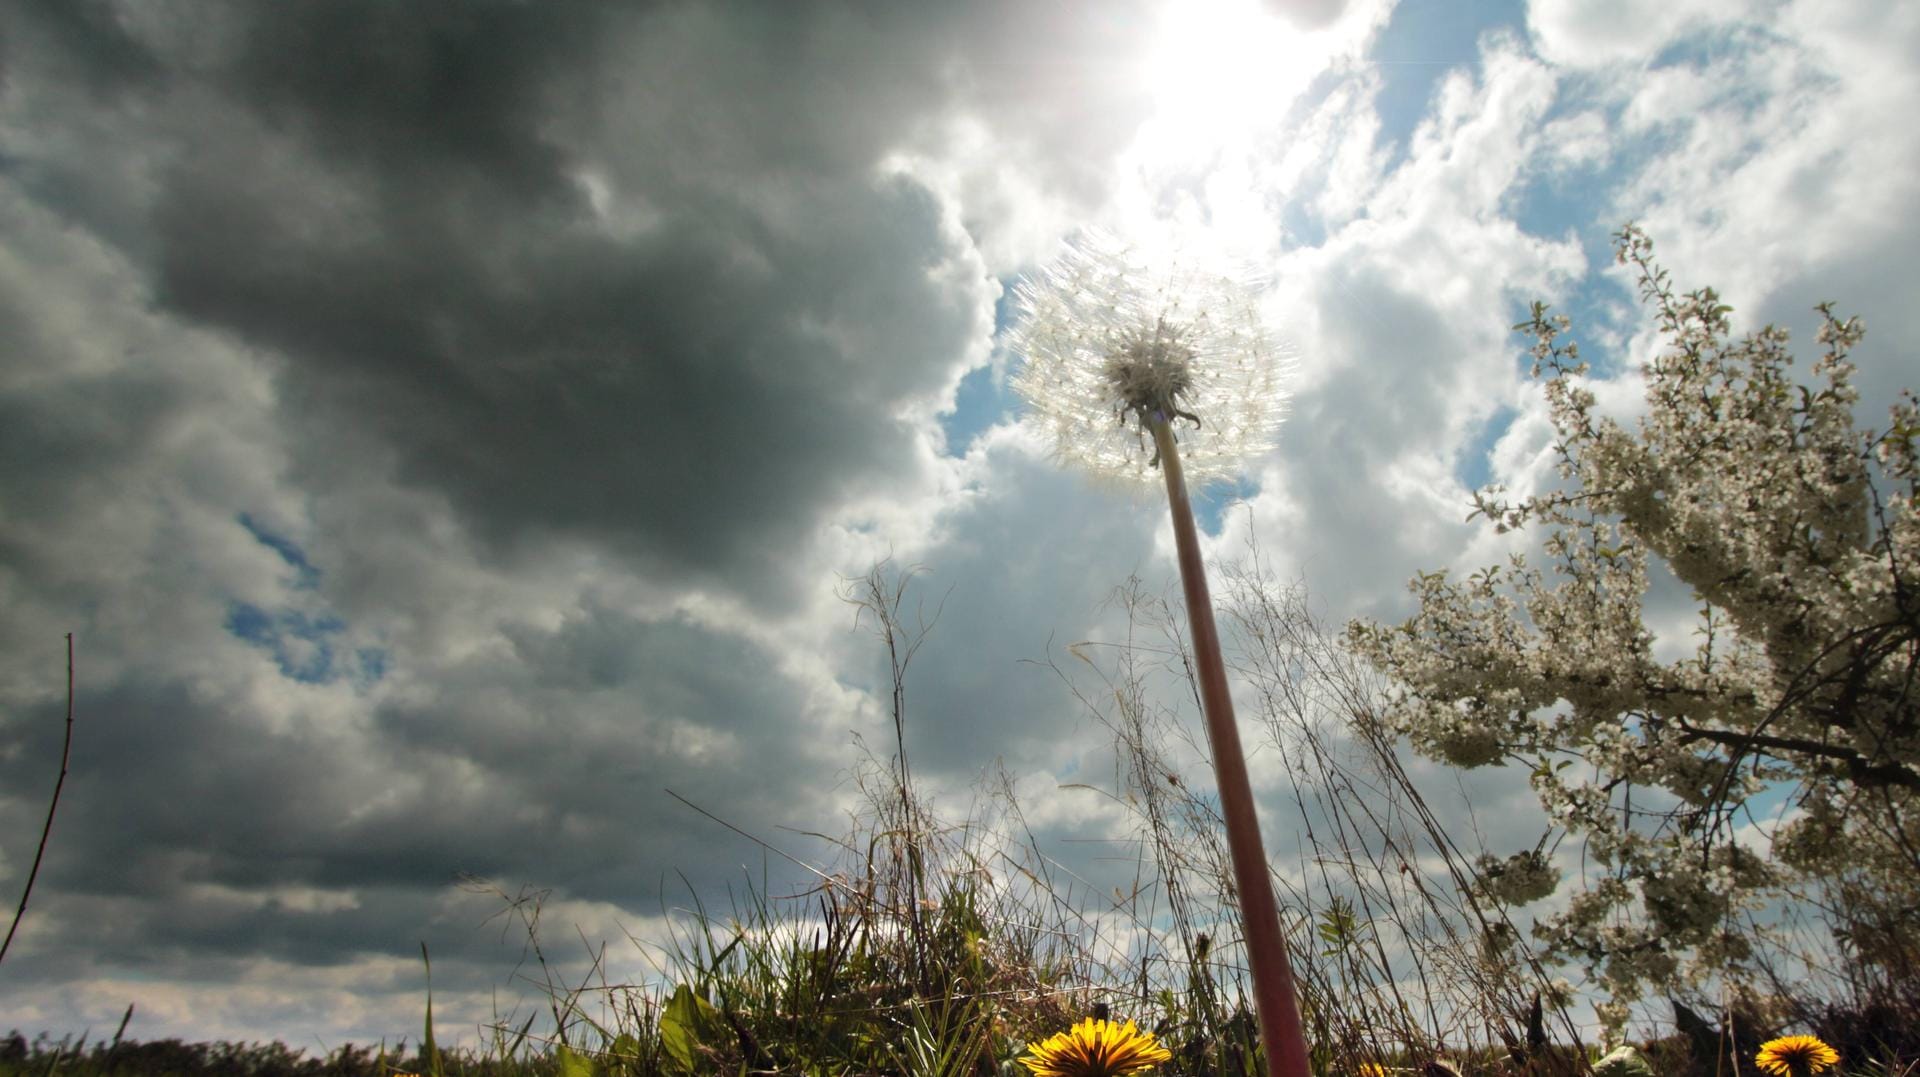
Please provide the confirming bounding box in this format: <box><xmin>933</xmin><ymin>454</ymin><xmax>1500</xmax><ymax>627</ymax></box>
<box><xmin>1139</xmin><ymin>0</ymin><xmax>1324</xmax><ymax>156</ymax></box>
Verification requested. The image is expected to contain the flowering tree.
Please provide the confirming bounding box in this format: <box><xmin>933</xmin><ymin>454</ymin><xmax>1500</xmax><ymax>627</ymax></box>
<box><xmin>1347</xmin><ymin>225</ymin><xmax>1918</xmax><ymax>1027</ymax></box>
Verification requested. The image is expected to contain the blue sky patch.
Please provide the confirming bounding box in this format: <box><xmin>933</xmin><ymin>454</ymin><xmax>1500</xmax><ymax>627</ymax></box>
<box><xmin>939</xmin><ymin>362</ymin><xmax>1011</xmax><ymax>458</ymax></box>
<box><xmin>1366</xmin><ymin>0</ymin><xmax>1529</xmax><ymax>174</ymax></box>
<box><xmin>225</xmin><ymin>600</ymin><xmax>386</xmax><ymax>687</ymax></box>
<box><xmin>1193</xmin><ymin>473</ymin><xmax>1258</xmax><ymax>537</ymax></box>
<box><xmin>355</xmin><ymin>647</ymin><xmax>391</xmax><ymax>685</ymax></box>
<box><xmin>1457</xmin><ymin>404</ymin><xmax>1518</xmax><ymax>493</ymax></box>
<box><xmin>941</xmin><ymin>281</ymin><xmax>1021</xmax><ymax>457</ymax></box>
<box><xmin>238</xmin><ymin>513</ymin><xmax>322</xmax><ymax>590</ymax></box>
<box><xmin>225</xmin><ymin>601</ymin><xmax>343</xmax><ymax>683</ymax></box>
<box><xmin>229</xmin><ymin>513</ymin><xmax>388</xmax><ymax>686</ymax></box>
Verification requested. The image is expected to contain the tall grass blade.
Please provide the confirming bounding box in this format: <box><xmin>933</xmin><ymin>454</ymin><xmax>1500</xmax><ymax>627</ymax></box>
<box><xmin>420</xmin><ymin>941</ymin><xmax>443</xmax><ymax>1077</ymax></box>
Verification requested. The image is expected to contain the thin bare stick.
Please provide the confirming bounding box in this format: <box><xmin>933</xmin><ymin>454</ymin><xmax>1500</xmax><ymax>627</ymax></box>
<box><xmin>0</xmin><ymin>633</ymin><xmax>75</xmax><ymax>967</ymax></box>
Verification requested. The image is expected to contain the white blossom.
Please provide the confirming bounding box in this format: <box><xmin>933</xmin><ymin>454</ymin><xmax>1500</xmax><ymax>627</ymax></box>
<box><xmin>1472</xmin><ymin>848</ymin><xmax>1561</xmax><ymax>906</ymax></box>
<box><xmin>1347</xmin><ymin>224</ymin><xmax>1919</xmax><ymax>1012</ymax></box>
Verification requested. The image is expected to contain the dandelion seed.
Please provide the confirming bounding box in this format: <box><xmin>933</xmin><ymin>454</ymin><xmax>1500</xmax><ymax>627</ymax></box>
<box><xmin>1019</xmin><ymin>1017</ymin><xmax>1173</xmax><ymax>1077</ymax></box>
<box><xmin>1007</xmin><ymin>231</ymin><xmax>1295</xmax><ymax>486</ymax></box>
<box><xmin>1755</xmin><ymin>1036</ymin><xmax>1839</xmax><ymax>1077</ymax></box>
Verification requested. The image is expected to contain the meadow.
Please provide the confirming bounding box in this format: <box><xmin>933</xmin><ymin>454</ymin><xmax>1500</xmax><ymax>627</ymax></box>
<box><xmin>4</xmin><ymin>564</ymin><xmax>1911</xmax><ymax>1077</ymax></box>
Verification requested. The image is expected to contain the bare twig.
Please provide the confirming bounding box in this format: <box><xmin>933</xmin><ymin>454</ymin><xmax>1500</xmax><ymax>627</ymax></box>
<box><xmin>0</xmin><ymin>633</ymin><xmax>75</xmax><ymax>968</ymax></box>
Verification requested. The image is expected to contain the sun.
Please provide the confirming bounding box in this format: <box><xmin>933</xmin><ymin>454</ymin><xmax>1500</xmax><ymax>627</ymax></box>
<box><xmin>1119</xmin><ymin>0</ymin><xmax>1341</xmax><ymax>266</ymax></box>
<box><xmin>1137</xmin><ymin>0</ymin><xmax>1329</xmax><ymax>156</ymax></box>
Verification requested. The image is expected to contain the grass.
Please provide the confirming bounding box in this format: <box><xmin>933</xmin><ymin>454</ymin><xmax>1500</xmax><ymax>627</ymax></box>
<box><xmin>6</xmin><ymin>566</ymin><xmax>1914</xmax><ymax>1076</ymax></box>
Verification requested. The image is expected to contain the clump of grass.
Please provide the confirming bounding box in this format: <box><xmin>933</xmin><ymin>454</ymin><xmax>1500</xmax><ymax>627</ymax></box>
<box><xmin>0</xmin><ymin>1029</ymin><xmax>525</xmax><ymax>1077</ymax></box>
<box><xmin>433</xmin><ymin>560</ymin><xmax>1584</xmax><ymax>1076</ymax></box>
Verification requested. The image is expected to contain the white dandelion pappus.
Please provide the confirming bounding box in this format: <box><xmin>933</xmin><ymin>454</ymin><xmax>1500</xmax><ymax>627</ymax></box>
<box><xmin>1007</xmin><ymin>232</ymin><xmax>1296</xmax><ymax>487</ymax></box>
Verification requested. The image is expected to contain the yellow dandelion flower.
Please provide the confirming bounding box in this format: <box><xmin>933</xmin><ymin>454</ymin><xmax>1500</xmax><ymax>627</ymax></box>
<box><xmin>1358</xmin><ymin>1063</ymin><xmax>1392</xmax><ymax>1077</ymax></box>
<box><xmin>1755</xmin><ymin>1036</ymin><xmax>1840</xmax><ymax>1077</ymax></box>
<box><xmin>1019</xmin><ymin>1017</ymin><xmax>1173</xmax><ymax>1077</ymax></box>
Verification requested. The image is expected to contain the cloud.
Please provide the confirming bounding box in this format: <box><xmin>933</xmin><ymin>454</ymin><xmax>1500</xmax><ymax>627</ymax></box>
<box><xmin>1205</xmin><ymin>34</ymin><xmax>1583</xmax><ymax>619</ymax></box>
<box><xmin>1604</xmin><ymin>0</ymin><xmax>1920</xmax><ymax>411</ymax></box>
<box><xmin>0</xmin><ymin>0</ymin><xmax>1179</xmax><ymax>1045</ymax></box>
<box><xmin>1527</xmin><ymin>0</ymin><xmax>1759</xmax><ymax>68</ymax></box>
<box><xmin>6</xmin><ymin>2</ymin><xmax>1163</xmax><ymax>610</ymax></box>
<box><xmin>1</xmin><ymin>0</ymin><xmax>1915</xmax><ymax>1050</ymax></box>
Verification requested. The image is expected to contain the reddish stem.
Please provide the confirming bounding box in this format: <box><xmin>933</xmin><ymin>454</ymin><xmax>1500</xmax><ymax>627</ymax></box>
<box><xmin>1151</xmin><ymin>415</ymin><xmax>1311</xmax><ymax>1077</ymax></box>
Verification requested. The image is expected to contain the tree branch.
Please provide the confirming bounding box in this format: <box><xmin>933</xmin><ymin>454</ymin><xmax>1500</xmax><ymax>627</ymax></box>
<box><xmin>1673</xmin><ymin>720</ymin><xmax>1920</xmax><ymax>791</ymax></box>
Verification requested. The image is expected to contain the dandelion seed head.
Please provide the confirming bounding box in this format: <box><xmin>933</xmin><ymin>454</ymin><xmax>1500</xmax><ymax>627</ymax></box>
<box><xmin>1007</xmin><ymin>231</ymin><xmax>1296</xmax><ymax>487</ymax></box>
<box><xmin>1103</xmin><ymin>318</ymin><xmax>1197</xmax><ymax>418</ymax></box>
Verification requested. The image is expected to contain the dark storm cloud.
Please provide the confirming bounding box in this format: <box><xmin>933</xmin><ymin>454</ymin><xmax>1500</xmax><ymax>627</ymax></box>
<box><xmin>153</xmin><ymin>159</ymin><xmax>955</xmax><ymax>593</ymax></box>
<box><xmin>1</xmin><ymin>0</ymin><xmax>164</xmax><ymax>98</ymax></box>
<box><xmin>0</xmin><ymin>367</ymin><xmax>187</xmax><ymax>581</ymax></box>
<box><xmin>0</xmin><ymin>607</ymin><xmax>836</xmax><ymax>970</ymax></box>
<box><xmin>141</xmin><ymin>5</ymin><xmax>954</xmax><ymax>599</ymax></box>
<box><xmin>227</xmin><ymin>3</ymin><xmax>585</xmax><ymax>203</ymax></box>
<box><xmin>5</xmin><ymin>0</ymin><xmax>1156</xmax><ymax>605</ymax></box>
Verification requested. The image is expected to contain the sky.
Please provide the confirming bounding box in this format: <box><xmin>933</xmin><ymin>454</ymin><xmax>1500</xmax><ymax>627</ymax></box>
<box><xmin>1</xmin><ymin>0</ymin><xmax>1917</xmax><ymax>1051</ymax></box>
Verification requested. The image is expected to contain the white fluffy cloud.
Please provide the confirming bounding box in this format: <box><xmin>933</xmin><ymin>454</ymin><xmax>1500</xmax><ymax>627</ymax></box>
<box><xmin>1527</xmin><ymin>0</ymin><xmax>1761</xmax><ymax>68</ymax></box>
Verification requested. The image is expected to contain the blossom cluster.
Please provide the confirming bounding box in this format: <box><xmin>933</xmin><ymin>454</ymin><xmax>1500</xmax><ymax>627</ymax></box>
<box><xmin>1347</xmin><ymin>225</ymin><xmax>1919</xmax><ymax>1016</ymax></box>
<box><xmin>1472</xmin><ymin>848</ymin><xmax>1561</xmax><ymax>906</ymax></box>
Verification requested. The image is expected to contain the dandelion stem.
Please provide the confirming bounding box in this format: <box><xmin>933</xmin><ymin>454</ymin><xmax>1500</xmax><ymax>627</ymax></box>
<box><xmin>1150</xmin><ymin>413</ymin><xmax>1310</xmax><ymax>1077</ymax></box>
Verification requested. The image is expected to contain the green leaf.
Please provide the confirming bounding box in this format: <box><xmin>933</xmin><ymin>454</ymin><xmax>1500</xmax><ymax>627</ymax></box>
<box><xmin>607</xmin><ymin>1033</ymin><xmax>644</xmax><ymax>1072</ymax></box>
<box><xmin>556</xmin><ymin>1044</ymin><xmax>597</xmax><ymax>1077</ymax></box>
<box><xmin>1316</xmin><ymin>898</ymin><xmax>1361</xmax><ymax>955</ymax></box>
<box><xmin>658</xmin><ymin>984</ymin><xmax>721</xmax><ymax>1076</ymax></box>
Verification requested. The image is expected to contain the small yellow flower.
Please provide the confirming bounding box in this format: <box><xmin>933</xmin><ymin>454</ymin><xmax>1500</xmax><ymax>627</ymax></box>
<box><xmin>1357</xmin><ymin>1064</ymin><xmax>1391</xmax><ymax>1077</ymax></box>
<box><xmin>1020</xmin><ymin>1017</ymin><xmax>1173</xmax><ymax>1077</ymax></box>
<box><xmin>1755</xmin><ymin>1036</ymin><xmax>1839</xmax><ymax>1077</ymax></box>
